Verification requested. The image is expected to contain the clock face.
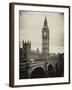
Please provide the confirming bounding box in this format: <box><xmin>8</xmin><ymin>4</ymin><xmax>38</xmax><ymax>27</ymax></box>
<box><xmin>44</xmin><ymin>32</ymin><xmax>46</xmax><ymax>36</ymax></box>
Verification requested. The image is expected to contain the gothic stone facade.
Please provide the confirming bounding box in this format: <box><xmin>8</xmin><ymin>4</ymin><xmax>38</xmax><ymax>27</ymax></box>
<box><xmin>19</xmin><ymin>17</ymin><xmax>64</xmax><ymax>79</ymax></box>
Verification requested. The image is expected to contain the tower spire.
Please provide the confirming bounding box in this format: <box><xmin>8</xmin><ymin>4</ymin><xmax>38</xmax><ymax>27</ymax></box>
<box><xmin>44</xmin><ymin>16</ymin><xmax>47</xmax><ymax>26</ymax></box>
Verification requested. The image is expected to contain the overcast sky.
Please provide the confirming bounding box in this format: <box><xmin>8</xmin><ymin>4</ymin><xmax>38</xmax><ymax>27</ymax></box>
<box><xmin>19</xmin><ymin>11</ymin><xmax>64</xmax><ymax>53</ymax></box>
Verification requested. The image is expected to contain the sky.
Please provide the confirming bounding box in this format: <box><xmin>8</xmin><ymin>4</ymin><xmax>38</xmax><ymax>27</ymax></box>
<box><xmin>19</xmin><ymin>11</ymin><xmax>64</xmax><ymax>53</ymax></box>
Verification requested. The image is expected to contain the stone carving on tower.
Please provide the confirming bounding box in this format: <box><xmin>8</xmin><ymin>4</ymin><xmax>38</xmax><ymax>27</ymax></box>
<box><xmin>42</xmin><ymin>16</ymin><xmax>49</xmax><ymax>61</ymax></box>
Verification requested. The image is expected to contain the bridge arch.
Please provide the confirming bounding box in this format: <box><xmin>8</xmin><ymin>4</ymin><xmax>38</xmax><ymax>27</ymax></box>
<box><xmin>31</xmin><ymin>67</ymin><xmax>45</xmax><ymax>78</ymax></box>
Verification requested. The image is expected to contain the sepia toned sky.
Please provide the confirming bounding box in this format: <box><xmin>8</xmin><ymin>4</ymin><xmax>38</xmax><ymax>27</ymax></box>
<box><xmin>19</xmin><ymin>11</ymin><xmax>64</xmax><ymax>53</ymax></box>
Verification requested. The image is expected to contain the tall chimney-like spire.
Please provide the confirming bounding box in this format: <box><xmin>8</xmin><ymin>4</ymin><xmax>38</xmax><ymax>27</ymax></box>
<box><xmin>44</xmin><ymin>16</ymin><xmax>47</xmax><ymax>26</ymax></box>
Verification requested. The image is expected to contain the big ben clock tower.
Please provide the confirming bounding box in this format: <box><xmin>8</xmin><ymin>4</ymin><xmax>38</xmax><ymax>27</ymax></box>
<box><xmin>42</xmin><ymin>17</ymin><xmax>49</xmax><ymax>60</ymax></box>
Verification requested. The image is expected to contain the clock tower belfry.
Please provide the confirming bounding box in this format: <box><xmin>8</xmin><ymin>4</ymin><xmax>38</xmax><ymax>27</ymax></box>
<box><xmin>42</xmin><ymin>16</ymin><xmax>49</xmax><ymax>60</ymax></box>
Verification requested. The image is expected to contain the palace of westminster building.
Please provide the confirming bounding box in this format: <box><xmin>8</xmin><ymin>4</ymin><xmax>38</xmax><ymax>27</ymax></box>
<box><xmin>19</xmin><ymin>17</ymin><xmax>64</xmax><ymax>79</ymax></box>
